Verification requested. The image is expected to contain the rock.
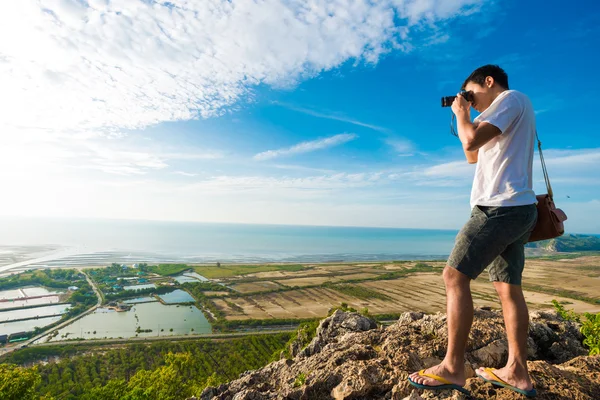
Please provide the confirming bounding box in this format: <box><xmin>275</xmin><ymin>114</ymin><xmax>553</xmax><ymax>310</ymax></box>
<box><xmin>199</xmin><ymin>309</ymin><xmax>598</xmax><ymax>400</ymax></box>
<box><xmin>297</xmin><ymin>310</ymin><xmax>377</xmax><ymax>358</ymax></box>
<box><xmin>231</xmin><ymin>390</ymin><xmax>268</xmax><ymax>400</ymax></box>
<box><xmin>471</xmin><ymin>338</ymin><xmax>508</xmax><ymax>366</ymax></box>
<box><xmin>401</xmin><ymin>390</ymin><xmax>424</xmax><ymax>400</ymax></box>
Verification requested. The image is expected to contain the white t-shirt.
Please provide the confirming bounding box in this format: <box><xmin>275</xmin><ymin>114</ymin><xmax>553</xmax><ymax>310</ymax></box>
<box><xmin>470</xmin><ymin>90</ymin><xmax>537</xmax><ymax>208</ymax></box>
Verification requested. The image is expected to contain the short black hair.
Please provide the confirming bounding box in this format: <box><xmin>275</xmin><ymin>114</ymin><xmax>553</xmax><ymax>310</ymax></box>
<box><xmin>461</xmin><ymin>65</ymin><xmax>509</xmax><ymax>90</ymax></box>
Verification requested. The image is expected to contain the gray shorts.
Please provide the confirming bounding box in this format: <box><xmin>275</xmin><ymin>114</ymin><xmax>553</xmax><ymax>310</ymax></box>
<box><xmin>448</xmin><ymin>204</ymin><xmax>537</xmax><ymax>285</ymax></box>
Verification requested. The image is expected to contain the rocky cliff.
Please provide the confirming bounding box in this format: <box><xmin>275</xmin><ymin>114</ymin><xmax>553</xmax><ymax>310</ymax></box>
<box><xmin>198</xmin><ymin>308</ymin><xmax>599</xmax><ymax>399</ymax></box>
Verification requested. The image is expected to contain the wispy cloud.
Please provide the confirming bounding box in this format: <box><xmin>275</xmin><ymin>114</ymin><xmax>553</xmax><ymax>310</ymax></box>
<box><xmin>272</xmin><ymin>164</ymin><xmax>337</xmax><ymax>174</ymax></box>
<box><xmin>0</xmin><ymin>128</ymin><xmax>221</xmax><ymax>177</ymax></box>
<box><xmin>173</xmin><ymin>171</ymin><xmax>198</xmax><ymax>177</ymax></box>
<box><xmin>543</xmin><ymin>148</ymin><xmax>600</xmax><ymax>166</ymax></box>
<box><xmin>273</xmin><ymin>102</ymin><xmax>389</xmax><ymax>132</ymax></box>
<box><xmin>0</xmin><ymin>1</ymin><xmax>484</xmax><ymax>134</ymax></box>
<box><xmin>385</xmin><ymin>138</ymin><xmax>416</xmax><ymax>156</ymax></box>
<box><xmin>254</xmin><ymin>133</ymin><xmax>358</xmax><ymax>161</ymax></box>
<box><xmin>183</xmin><ymin>173</ymin><xmax>376</xmax><ymax>192</ymax></box>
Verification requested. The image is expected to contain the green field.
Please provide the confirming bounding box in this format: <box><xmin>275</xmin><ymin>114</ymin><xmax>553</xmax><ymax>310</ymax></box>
<box><xmin>193</xmin><ymin>264</ymin><xmax>305</xmax><ymax>279</ymax></box>
<box><xmin>148</xmin><ymin>264</ymin><xmax>192</xmax><ymax>276</ymax></box>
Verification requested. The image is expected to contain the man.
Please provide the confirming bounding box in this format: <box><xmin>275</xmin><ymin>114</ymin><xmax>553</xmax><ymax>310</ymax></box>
<box><xmin>408</xmin><ymin>65</ymin><xmax>538</xmax><ymax>398</ymax></box>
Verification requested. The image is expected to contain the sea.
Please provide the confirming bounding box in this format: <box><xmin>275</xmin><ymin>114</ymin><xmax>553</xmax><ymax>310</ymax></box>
<box><xmin>0</xmin><ymin>217</ymin><xmax>459</xmax><ymax>271</ymax></box>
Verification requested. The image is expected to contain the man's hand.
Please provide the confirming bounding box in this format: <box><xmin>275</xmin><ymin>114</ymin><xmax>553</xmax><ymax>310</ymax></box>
<box><xmin>451</xmin><ymin>93</ymin><xmax>470</xmax><ymax>118</ymax></box>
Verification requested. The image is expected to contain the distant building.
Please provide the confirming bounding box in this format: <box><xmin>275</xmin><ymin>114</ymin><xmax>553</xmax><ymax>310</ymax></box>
<box><xmin>0</xmin><ymin>334</ymin><xmax>7</xmax><ymax>344</ymax></box>
<box><xmin>121</xmin><ymin>264</ymin><xmax>127</xmax><ymax>270</ymax></box>
<box><xmin>8</xmin><ymin>332</ymin><xmax>29</xmax><ymax>342</ymax></box>
<box><xmin>132</xmin><ymin>263</ymin><xmax>138</xmax><ymax>268</ymax></box>
<box><xmin>115</xmin><ymin>303</ymin><xmax>132</xmax><ymax>312</ymax></box>
<box><xmin>68</xmin><ymin>286</ymin><xmax>79</xmax><ymax>291</ymax></box>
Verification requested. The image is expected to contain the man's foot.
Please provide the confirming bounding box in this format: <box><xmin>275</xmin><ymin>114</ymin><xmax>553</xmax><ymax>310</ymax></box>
<box><xmin>476</xmin><ymin>366</ymin><xmax>534</xmax><ymax>392</ymax></box>
<box><xmin>408</xmin><ymin>363</ymin><xmax>466</xmax><ymax>388</ymax></box>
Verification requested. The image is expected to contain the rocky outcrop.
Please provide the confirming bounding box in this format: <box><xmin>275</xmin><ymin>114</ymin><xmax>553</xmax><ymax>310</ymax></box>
<box><xmin>199</xmin><ymin>308</ymin><xmax>599</xmax><ymax>400</ymax></box>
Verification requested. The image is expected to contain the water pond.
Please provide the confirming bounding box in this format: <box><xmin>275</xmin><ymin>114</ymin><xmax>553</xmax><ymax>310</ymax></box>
<box><xmin>123</xmin><ymin>284</ymin><xmax>156</xmax><ymax>291</ymax></box>
<box><xmin>158</xmin><ymin>289</ymin><xmax>195</xmax><ymax>304</ymax></box>
<box><xmin>0</xmin><ymin>304</ymin><xmax>71</xmax><ymax>322</ymax></box>
<box><xmin>44</xmin><ymin>302</ymin><xmax>211</xmax><ymax>340</ymax></box>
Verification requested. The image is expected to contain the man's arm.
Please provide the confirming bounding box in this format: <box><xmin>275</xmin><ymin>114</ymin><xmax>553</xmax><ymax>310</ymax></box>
<box><xmin>456</xmin><ymin>119</ymin><xmax>501</xmax><ymax>152</ymax></box>
<box><xmin>464</xmin><ymin>148</ymin><xmax>478</xmax><ymax>164</ymax></box>
<box><xmin>452</xmin><ymin>94</ymin><xmax>502</xmax><ymax>154</ymax></box>
<box><xmin>463</xmin><ymin>121</ymin><xmax>479</xmax><ymax>163</ymax></box>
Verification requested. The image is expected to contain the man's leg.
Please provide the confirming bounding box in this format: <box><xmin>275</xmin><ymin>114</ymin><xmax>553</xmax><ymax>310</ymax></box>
<box><xmin>476</xmin><ymin>227</ymin><xmax>535</xmax><ymax>392</ymax></box>
<box><xmin>408</xmin><ymin>266</ymin><xmax>472</xmax><ymax>387</ymax></box>
<box><xmin>476</xmin><ymin>282</ymin><xmax>533</xmax><ymax>391</ymax></box>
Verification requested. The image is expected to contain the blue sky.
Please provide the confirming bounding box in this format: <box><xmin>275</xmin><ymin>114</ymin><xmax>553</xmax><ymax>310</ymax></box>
<box><xmin>0</xmin><ymin>0</ymin><xmax>599</xmax><ymax>233</ymax></box>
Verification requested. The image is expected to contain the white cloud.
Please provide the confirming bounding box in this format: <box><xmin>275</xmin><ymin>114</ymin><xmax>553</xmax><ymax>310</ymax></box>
<box><xmin>0</xmin><ymin>127</ymin><xmax>220</xmax><ymax>177</ymax></box>
<box><xmin>542</xmin><ymin>148</ymin><xmax>600</xmax><ymax>167</ymax></box>
<box><xmin>273</xmin><ymin>102</ymin><xmax>389</xmax><ymax>132</ymax></box>
<box><xmin>385</xmin><ymin>137</ymin><xmax>417</xmax><ymax>155</ymax></box>
<box><xmin>173</xmin><ymin>171</ymin><xmax>198</xmax><ymax>177</ymax></box>
<box><xmin>0</xmin><ymin>0</ymin><xmax>484</xmax><ymax>134</ymax></box>
<box><xmin>421</xmin><ymin>160</ymin><xmax>475</xmax><ymax>179</ymax></box>
<box><xmin>184</xmin><ymin>172</ymin><xmax>374</xmax><ymax>192</ymax></box>
<box><xmin>254</xmin><ymin>133</ymin><xmax>358</xmax><ymax>161</ymax></box>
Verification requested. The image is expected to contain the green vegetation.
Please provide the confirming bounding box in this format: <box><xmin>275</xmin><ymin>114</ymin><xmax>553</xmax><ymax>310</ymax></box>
<box><xmin>0</xmin><ymin>364</ymin><xmax>43</xmax><ymax>400</ymax></box>
<box><xmin>182</xmin><ymin>282</ymin><xmax>226</xmax><ymax>323</ymax></box>
<box><xmin>90</xmin><ymin>263</ymin><xmax>148</xmax><ymax>280</ymax></box>
<box><xmin>193</xmin><ymin>264</ymin><xmax>305</xmax><ymax>279</ymax></box>
<box><xmin>293</xmin><ymin>372</ymin><xmax>307</xmax><ymax>388</ymax></box>
<box><xmin>0</xmin><ymin>268</ymin><xmax>85</xmax><ymax>290</ymax></box>
<box><xmin>148</xmin><ymin>264</ymin><xmax>191</xmax><ymax>276</ymax></box>
<box><xmin>104</xmin><ymin>285</ymin><xmax>173</xmax><ymax>301</ymax></box>
<box><xmin>572</xmin><ymin>265</ymin><xmax>600</xmax><ymax>271</ymax></box>
<box><xmin>224</xmin><ymin>299</ymin><xmax>244</xmax><ymax>313</ymax></box>
<box><xmin>523</xmin><ymin>284</ymin><xmax>600</xmax><ymax>304</ymax></box>
<box><xmin>323</xmin><ymin>283</ymin><xmax>391</xmax><ymax>301</ymax></box>
<box><xmin>281</xmin><ymin>320</ymin><xmax>320</xmax><ymax>360</ymax></box>
<box><xmin>213</xmin><ymin>317</ymin><xmax>318</xmax><ymax>332</ymax></box>
<box><xmin>371</xmin><ymin>313</ymin><xmax>403</xmax><ymax>322</ymax></box>
<box><xmin>6</xmin><ymin>334</ymin><xmax>290</xmax><ymax>400</ymax></box>
<box><xmin>527</xmin><ymin>234</ymin><xmax>600</xmax><ymax>252</ymax></box>
<box><xmin>187</xmin><ymin>281</ymin><xmax>234</xmax><ymax>293</ymax></box>
<box><xmin>552</xmin><ymin>300</ymin><xmax>600</xmax><ymax>356</ymax></box>
<box><xmin>529</xmin><ymin>252</ymin><xmax>600</xmax><ymax>260</ymax></box>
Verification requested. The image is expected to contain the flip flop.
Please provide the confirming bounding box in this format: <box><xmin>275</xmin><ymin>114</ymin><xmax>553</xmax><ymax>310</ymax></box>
<box><xmin>476</xmin><ymin>367</ymin><xmax>537</xmax><ymax>398</ymax></box>
<box><xmin>408</xmin><ymin>369</ymin><xmax>471</xmax><ymax>395</ymax></box>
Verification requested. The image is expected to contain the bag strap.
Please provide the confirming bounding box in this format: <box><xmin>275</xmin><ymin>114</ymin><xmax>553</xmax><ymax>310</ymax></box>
<box><xmin>535</xmin><ymin>131</ymin><xmax>553</xmax><ymax>198</ymax></box>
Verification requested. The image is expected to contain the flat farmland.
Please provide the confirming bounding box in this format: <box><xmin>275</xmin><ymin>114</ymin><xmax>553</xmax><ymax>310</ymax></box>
<box><xmin>229</xmin><ymin>281</ymin><xmax>284</xmax><ymax>293</ymax></box>
<box><xmin>274</xmin><ymin>272</ymin><xmax>380</xmax><ymax>288</ymax></box>
<box><xmin>211</xmin><ymin>256</ymin><xmax>600</xmax><ymax>321</ymax></box>
<box><xmin>218</xmin><ymin>287</ymin><xmax>383</xmax><ymax>320</ymax></box>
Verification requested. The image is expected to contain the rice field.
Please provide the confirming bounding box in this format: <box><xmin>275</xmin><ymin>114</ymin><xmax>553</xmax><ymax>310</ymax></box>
<box><xmin>212</xmin><ymin>256</ymin><xmax>600</xmax><ymax>320</ymax></box>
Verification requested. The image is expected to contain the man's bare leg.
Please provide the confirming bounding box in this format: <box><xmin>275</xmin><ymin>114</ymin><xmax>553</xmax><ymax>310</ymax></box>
<box><xmin>476</xmin><ymin>282</ymin><xmax>533</xmax><ymax>391</ymax></box>
<box><xmin>409</xmin><ymin>266</ymin><xmax>473</xmax><ymax>387</ymax></box>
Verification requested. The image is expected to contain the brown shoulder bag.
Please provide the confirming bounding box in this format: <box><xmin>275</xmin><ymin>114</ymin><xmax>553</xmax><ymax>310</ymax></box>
<box><xmin>527</xmin><ymin>132</ymin><xmax>568</xmax><ymax>242</ymax></box>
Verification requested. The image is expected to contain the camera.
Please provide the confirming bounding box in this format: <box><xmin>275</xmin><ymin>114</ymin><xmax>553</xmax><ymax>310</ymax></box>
<box><xmin>441</xmin><ymin>90</ymin><xmax>474</xmax><ymax>107</ymax></box>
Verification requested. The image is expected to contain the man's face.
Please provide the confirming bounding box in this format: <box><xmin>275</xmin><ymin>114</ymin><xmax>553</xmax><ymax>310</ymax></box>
<box><xmin>464</xmin><ymin>81</ymin><xmax>494</xmax><ymax>113</ymax></box>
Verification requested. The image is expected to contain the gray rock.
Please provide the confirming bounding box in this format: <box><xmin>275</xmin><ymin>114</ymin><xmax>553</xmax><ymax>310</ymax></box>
<box><xmin>198</xmin><ymin>309</ymin><xmax>599</xmax><ymax>400</ymax></box>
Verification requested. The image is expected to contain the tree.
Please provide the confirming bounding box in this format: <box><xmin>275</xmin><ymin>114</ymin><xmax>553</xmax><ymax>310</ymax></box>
<box><xmin>0</xmin><ymin>364</ymin><xmax>42</xmax><ymax>400</ymax></box>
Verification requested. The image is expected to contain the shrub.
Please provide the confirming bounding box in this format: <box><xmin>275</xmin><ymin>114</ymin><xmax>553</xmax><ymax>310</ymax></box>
<box><xmin>552</xmin><ymin>300</ymin><xmax>599</xmax><ymax>355</ymax></box>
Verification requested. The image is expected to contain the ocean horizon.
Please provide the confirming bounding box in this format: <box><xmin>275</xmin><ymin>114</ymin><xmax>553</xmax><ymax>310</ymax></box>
<box><xmin>0</xmin><ymin>216</ymin><xmax>459</xmax><ymax>267</ymax></box>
